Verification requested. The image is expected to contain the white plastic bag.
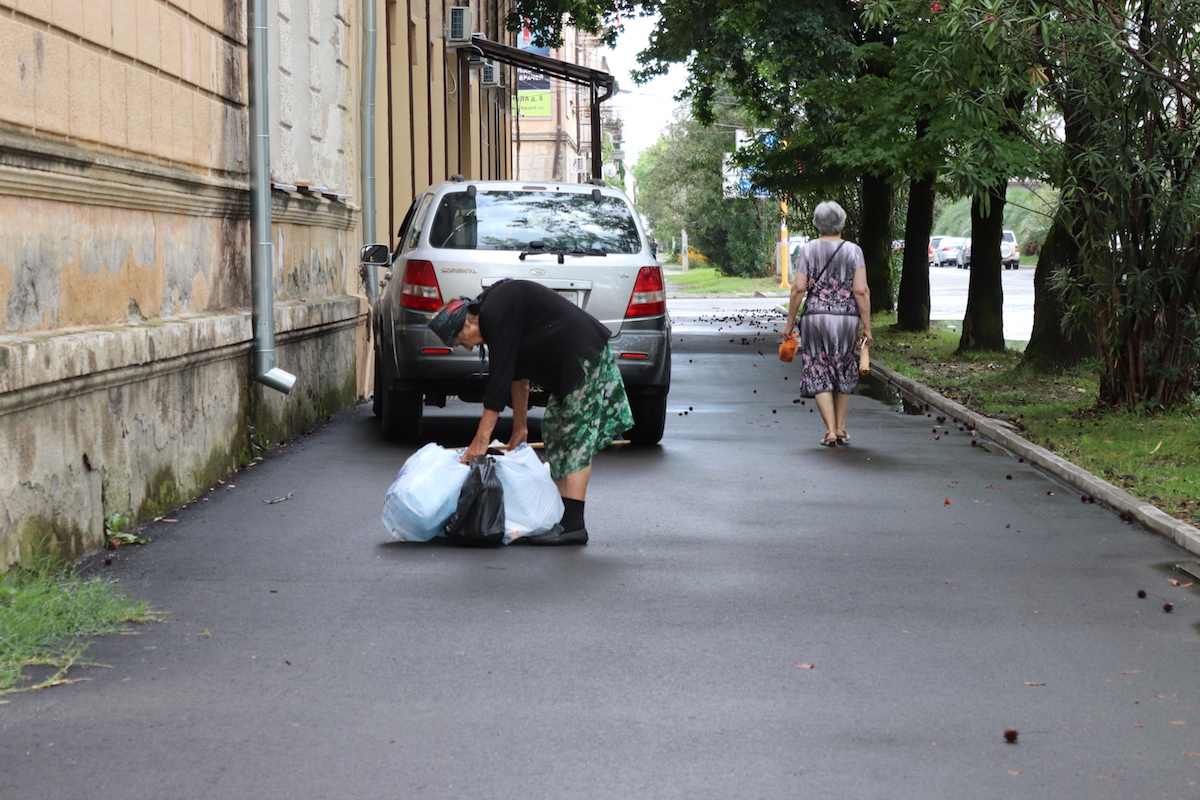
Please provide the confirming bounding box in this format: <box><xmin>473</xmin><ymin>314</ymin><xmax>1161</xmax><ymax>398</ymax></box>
<box><xmin>382</xmin><ymin>443</ymin><xmax>470</xmax><ymax>542</ymax></box>
<box><xmin>493</xmin><ymin>444</ymin><xmax>564</xmax><ymax>543</ymax></box>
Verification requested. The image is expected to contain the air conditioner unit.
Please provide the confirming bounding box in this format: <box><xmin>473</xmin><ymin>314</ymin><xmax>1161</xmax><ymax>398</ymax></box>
<box><xmin>447</xmin><ymin>6</ymin><xmax>471</xmax><ymax>44</ymax></box>
<box><xmin>480</xmin><ymin>59</ymin><xmax>503</xmax><ymax>88</ymax></box>
<box><xmin>573</xmin><ymin>156</ymin><xmax>590</xmax><ymax>177</ymax></box>
<box><xmin>467</xmin><ymin>50</ymin><xmax>486</xmax><ymax>68</ymax></box>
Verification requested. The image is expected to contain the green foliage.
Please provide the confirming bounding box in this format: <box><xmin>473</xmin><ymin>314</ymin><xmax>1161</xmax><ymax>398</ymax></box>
<box><xmin>934</xmin><ymin>186</ymin><xmax>1058</xmax><ymax>251</ymax></box>
<box><xmin>104</xmin><ymin>514</ymin><xmax>150</xmax><ymax>548</ymax></box>
<box><xmin>1027</xmin><ymin>0</ymin><xmax>1200</xmax><ymax>407</ymax></box>
<box><xmin>664</xmin><ymin>266</ymin><xmax>781</xmax><ymax>295</ymax></box>
<box><xmin>0</xmin><ymin>561</ymin><xmax>155</xmax><ymax>693</ymax></box>
<box><xmin>529</xmin><ymin>0</ymin><xmax>1200</xmax><ymax>407</ymax></box>
<box><xmin>506</xmin><ymin>0</ymin><xmax>646</xmax><ymax>47</ymax></box>
<box><xmin>632</xmin><ymin>108</ymin><xmax>777</xmax><ymax>278</ymax></box>
<box><xmin>690</xmin><ymin>199</ymin><xmax>777</xmax><ymax>278</ymax></box>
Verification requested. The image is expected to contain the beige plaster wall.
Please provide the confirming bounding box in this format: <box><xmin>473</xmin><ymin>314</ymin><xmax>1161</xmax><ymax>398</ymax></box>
<box><xmin>0</xmin><ymin>0</ymin><xmax>369</xmax><ymax>569</ymax></box>
<box><xmin>0</xmin><ymin>0</ymin><xmax>247</xmax><ymax>174</ymax></box>
<box><xmin>380</xmin><ymin>0</ymin><xmax>513</xmax><ymax>246</ymax></box>
<box><xmin>0</xmin><ymin>298</ymin><xmax>361</xmax><ymax>568</ymax></box>
<box><xmin>271</xmin><ymin>0</ymin><xmax>355</xmax><ymax>193</ymax></box>
<box><xmin>0</xmin><ymin>0</ymin><xmax>521</xmax><ymax>569</ymax></box>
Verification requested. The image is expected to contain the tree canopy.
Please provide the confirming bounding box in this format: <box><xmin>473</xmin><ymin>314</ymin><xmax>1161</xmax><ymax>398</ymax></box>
<box><xmin>512</xmin><ymin>0</ymin><xmax>1200</xmax><ymax>408</ymax></box>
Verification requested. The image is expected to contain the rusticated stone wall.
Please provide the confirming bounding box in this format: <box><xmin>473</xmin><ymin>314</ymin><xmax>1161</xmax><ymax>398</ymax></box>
<box><xmin>0</xmin><ymin>0</ymin><xmax>369</xmax><ymax>569</ymax></box>
<box><xmin>0</xmin><ymin>0</ymin><xmax>519</xmax><ymax>569</ymax></box>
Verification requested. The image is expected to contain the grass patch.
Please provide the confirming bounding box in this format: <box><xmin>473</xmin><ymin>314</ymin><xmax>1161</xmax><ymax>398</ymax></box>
<box><xmin>871</xmin><ymin>313</ymin><xmax>1200</xmax><ymax>527</ymax></box>
<box><xmin>665</xmin><ymin>267</ymin><xmax>784</xmax><ymax>296</ymax></box>
<box><xmin>0</xmin><ymin>561</ymin><xmax>157</xmax><ymax>694</ymax></box>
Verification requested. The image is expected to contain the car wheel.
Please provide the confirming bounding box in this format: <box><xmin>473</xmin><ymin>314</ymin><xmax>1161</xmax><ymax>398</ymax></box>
<box><xmin>372</xmin><ymin>354</ymin><xmax>384</xmax><ymax>418</ymax></box>
<box><xmin>380</xmin><ymin>386</ymin><xmax>424</xmax><ymax>442</ymax></box>
<box><xmin>626</xmin><ymin>390</ymin><xmax>667</xmax><ymax>446</ymax></box>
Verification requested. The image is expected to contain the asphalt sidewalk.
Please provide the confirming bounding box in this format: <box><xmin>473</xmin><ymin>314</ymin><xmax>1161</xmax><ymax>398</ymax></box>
<box><xmin>4</xmin><ymin>297</ymin><xmax>1200</xmax><ymax>799</ymax></box>
<box><xmin>869</xmin><ymin>362</ymin><xmax>1200</xmax><ymax>558</ymax></box>
<box><xmin>664</xmin><ymin>272</ymin><xmax>1200</xmax><ymax>557</ymax></box>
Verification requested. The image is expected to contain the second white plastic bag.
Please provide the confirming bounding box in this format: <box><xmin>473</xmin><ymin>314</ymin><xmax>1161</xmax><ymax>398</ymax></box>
<box><xmin>492</xmin><ymin>444</ymin><xmax>564</xmax><ymax>543</ymax></box>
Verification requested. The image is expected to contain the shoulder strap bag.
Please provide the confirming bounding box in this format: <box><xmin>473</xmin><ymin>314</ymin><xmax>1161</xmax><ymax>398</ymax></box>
<box><xmin>810</xmin><ymin>240</ymin><xmax>846</xmax><ymax>289</ymax></box>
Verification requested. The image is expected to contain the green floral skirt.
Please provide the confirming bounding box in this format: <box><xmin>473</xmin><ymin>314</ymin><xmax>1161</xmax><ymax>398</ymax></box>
<box><xmin>542</xmin><ymin>346</ymin><xmax>635</xmax><ymax>479</ymax></box>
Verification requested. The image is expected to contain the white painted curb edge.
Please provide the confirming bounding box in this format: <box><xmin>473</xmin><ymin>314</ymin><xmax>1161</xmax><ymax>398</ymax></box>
<box><xmin>870</xmin><ymin>361</ymin><xmax>1200</xmax><ymax>558</ymax></box>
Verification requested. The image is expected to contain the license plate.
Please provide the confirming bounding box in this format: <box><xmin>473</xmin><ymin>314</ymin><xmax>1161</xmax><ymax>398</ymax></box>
<box><xmin>556</xmin><ymin>290</ymin><xmax>580</xmax><ymax>306</ymax></box>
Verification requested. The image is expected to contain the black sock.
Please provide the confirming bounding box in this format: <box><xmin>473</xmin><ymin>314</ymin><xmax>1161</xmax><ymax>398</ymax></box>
<box><xmin>560</xmin><ymin>498</ymin><xmax>585</xmax><ymax>531</ymax></box>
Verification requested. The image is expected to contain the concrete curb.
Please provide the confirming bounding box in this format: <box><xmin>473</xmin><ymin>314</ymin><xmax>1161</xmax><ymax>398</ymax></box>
<box><xmin>870</xmin><ymin>361</ymin><xmax>1200</xmax><ymax>558</ymax></box>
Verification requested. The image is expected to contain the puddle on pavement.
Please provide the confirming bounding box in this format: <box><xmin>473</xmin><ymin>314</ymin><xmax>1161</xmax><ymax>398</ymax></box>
<box><xmin>858</xmin><ymin>373</ymin><xmax>924</xmax><ymax>415</ymax></box>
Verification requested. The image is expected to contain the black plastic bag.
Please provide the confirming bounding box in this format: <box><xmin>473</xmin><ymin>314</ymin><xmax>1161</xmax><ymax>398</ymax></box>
<box><xmin>443</xmin><ymin>455</ymin><xmax>506</xmax><ymax>547</ymax></box>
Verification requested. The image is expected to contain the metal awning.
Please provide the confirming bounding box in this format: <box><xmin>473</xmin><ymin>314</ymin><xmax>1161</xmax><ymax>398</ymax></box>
<box><xmin>458</xmin><ymin>35</ymin><xmax>616</xmax><ymax>181</ymax></box>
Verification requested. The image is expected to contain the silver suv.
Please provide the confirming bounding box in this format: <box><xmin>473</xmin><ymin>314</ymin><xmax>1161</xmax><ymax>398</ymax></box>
<box><xmin>1001</xmin><ymin>230</ymin><xmax>1020</xmax><ymax>269</ymax></box>
<box><xmin>361</xmin><ymin>178</ymin><xmax>672</xmax><ymax>445</ymax></box>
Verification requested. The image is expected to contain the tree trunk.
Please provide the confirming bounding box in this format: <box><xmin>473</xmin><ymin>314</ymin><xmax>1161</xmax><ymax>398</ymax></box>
<box><xmin>895</xmin><ymin>171</ymin><xmax>935</xmax><ymax>331</ymax></box>
<box><xmin>959</xmin><ymin>181</ymin><xmax>1007</xmax><ymax>352</ymax></box>
<box><xmin>1021</xmin><ymin>212</ymin><xmax>1094</xmax><ymax>369</ymax></box>
<box><xmin>859</xmin><ymin>171</ymin><xmax>894</xmax><ymax>313</ymax></box>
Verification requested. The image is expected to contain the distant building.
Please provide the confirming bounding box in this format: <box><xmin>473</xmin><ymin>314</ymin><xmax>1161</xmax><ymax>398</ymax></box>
<box><xmin>512</xmin><ymin>27</ymin><xmax>622</xmax><ymax>183</ymax></box>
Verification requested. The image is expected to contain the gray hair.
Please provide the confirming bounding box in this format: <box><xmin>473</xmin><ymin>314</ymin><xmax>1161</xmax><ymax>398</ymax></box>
<box><xmin>812</xmin><ymin>201</ymin><xmax>846</xmax><ymax>236</ymax></box>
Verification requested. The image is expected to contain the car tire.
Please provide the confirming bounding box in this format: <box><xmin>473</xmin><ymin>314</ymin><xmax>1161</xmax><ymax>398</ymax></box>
<box><xmin>380</xmin><ymin>386</ymin><xmax>424</xmax><ymax>442</ymax></box>
<box><xmin>372</xmin><ymin>355</ymin><xmax>384</xmax><ymax>418</ymax></box>
<box><xmin>626</xmin><ymin>390</ymin><xmax>667</xmax><ymax>446</ymax></box>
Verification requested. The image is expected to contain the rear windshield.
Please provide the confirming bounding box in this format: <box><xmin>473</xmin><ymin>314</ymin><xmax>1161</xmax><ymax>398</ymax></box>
<box><xmin>428</xmin><ymin>190</ymin><xmax>642</xmax><ymax>253</ymax></box>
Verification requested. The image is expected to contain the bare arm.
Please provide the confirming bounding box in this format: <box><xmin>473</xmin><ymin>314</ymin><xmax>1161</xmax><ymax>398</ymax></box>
<box><xmin>462</xmin><ymin>408</ymin><xmax>501</xmax><ymax>464</ymax></box>
<box><xmin>507</xmin><ymin>380</ymin><xmax>530</xmax><ymax>449</ymax></box>
<box><xmin>783</xmin><ymin>274</ymin><xmax>808</xmax><ymax>336</ymax></box>
<box><xmin>852</xmin><ymin>267</ymin><xmax>872</xmax><ymax>346</ymax></box>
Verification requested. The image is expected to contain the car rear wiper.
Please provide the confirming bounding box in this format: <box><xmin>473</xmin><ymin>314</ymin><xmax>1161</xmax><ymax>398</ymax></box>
<box><xmin>518</xmin><ymin>244</ymin><xmax>608</xmax><ymax>263</ymax></box>
<box><xmin>516</xmin><ymin>239</ymin><xmax>561</xmax><ymax>261</ymax></box>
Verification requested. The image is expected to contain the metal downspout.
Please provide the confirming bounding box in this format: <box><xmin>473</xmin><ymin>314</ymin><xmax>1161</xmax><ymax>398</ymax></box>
<box><xmin>590</xmin><ymin>77</ymin><xmax>615</xmax><ymax>180</ymax></box>
<box><xmin>361</xmin><ymin>0</ymin><xmax>379</xmax><ymax>301</ymax></box>
<box><xmin>248</xmin><ymin>0</ymin><xmax>296</xmax><ymax>394</ymax></box>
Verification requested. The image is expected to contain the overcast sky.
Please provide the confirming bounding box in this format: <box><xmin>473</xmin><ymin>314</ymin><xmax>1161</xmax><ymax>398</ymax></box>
<box><xmin>600</xmin><ymin>15</ymin><xmax>688</xmax><ymax>168</ymax></box>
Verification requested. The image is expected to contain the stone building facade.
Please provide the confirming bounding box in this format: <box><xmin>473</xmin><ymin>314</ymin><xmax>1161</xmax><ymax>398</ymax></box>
<box><xmin>512</xmin><ymin>27</ymin><xmax>609</xmax><ymax>183</ymax></box>
<box><xmin>0</xmin><ymin>0</ymin><xmax>513</xmax><ymax>569</ymax></box>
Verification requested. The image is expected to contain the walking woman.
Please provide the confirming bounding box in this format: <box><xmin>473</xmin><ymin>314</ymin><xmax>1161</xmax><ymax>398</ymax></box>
<box><xmin>428</xmin><ymin>279</ymin><xmax>634</xmax><ymax>545</ymax></box>
<box><xmin>781</xmin><ymin>201</ymin><xmax>873</xmax><ymax>447</ymax></box>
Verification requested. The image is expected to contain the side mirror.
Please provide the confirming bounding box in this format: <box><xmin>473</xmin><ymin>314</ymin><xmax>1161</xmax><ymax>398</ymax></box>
<box><xmin>360</xmin><ymin>243</ymin><xmax>391</xmax><ymax>266</ymax></box>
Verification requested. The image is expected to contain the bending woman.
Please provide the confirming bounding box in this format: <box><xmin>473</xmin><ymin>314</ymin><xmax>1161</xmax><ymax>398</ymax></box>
<box><xmin>781</xmin><ymin>201</ymin><xmax>873</xmax><ymax>447</ymax></box>
<box><xmin>428</xmin><ymin>279</ymin><xmax>634</xmax><ymax>545</ymax></box>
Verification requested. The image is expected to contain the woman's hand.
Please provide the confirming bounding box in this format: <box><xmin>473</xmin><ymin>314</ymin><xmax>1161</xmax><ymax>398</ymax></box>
<box><xmin>461</xmin><ymin>408</ymin><xmax>501</xmax><ymax>464</ymax></box>
<box><xmin>782</xmin><ymin>320</ymin><xmax>795</xmax><ymax>337</ymax></box>
<box><xmin>506</xmin><ymin>425</ymin><xmax>528</xmax><ymax>451</ymax></box>
<box><xmin>460</xmin><ymin>438</ymin><xmax>489</xmax><ymax>465</ymax></box>
<box><xmin>859</xmin><ymin>330</ymin><xmax>874</xmax><ymax>348</ymax></box>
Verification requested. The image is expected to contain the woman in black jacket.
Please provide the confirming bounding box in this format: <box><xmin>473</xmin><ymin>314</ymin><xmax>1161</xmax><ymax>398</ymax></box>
<box><xmin>429</xmin><ymin>280</ymin><xmax>634</xmax><ymax>545</ymax></box>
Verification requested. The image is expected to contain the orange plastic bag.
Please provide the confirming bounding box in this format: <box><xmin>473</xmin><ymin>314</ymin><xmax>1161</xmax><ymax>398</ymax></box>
<box><xmin>779</xmin><ymin>332</ymin><xmax>799</xmax><ymax>362</ymax></box>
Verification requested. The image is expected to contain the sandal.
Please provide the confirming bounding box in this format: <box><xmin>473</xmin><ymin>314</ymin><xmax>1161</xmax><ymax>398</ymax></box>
<box><xmin>836</xmin><ymin>430</ymin><xmax>850</xmax><ymax>445</ymax></box>
<box><xmin>820</xmin><ymin>433</ymin><xmax>838</xmax><ymax>447</ymax></box>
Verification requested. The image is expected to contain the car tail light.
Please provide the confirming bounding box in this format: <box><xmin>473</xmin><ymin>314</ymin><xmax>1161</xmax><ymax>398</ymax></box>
<box><xmin>399</xmin><ymin>260</ymin><xmax>443</xmax><ymax>311</ymax></box>
<box><xmin>625</xmin><ymin>266</ymin><xmax>666</xmax><ymax>318</ymax></box>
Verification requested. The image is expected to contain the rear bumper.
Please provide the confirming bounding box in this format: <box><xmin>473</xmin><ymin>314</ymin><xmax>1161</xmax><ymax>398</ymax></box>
<box><xmin>381</xmin><ymin>313</ymin><xmax>671</xmax><ymax>403</ymax></box>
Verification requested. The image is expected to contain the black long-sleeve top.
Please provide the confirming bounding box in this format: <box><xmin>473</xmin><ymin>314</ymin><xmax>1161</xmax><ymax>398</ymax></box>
<box><xmin>476</xmin><ymin>280</ymin><xmax>612</xmax><ymax>412</ymax></box>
